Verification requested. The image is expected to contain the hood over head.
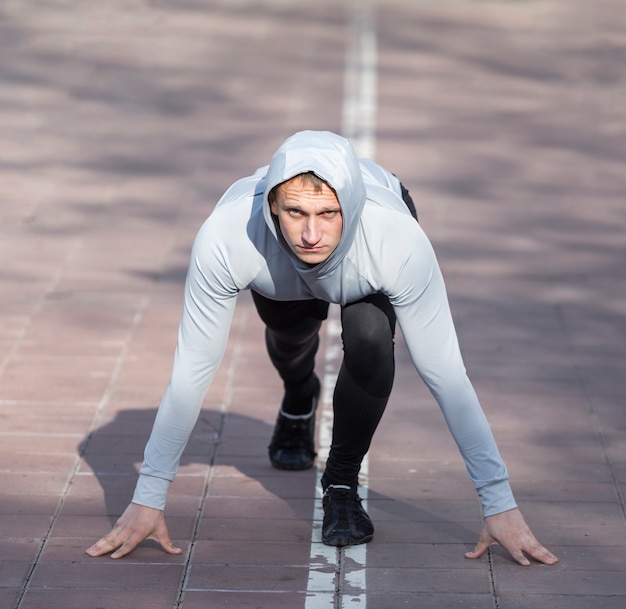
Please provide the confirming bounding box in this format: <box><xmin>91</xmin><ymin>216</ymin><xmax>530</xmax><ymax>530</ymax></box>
<box><xmin>262</xmin><ymin>130</ymin><xmax>366</xmax><ymax>277</ymax></box>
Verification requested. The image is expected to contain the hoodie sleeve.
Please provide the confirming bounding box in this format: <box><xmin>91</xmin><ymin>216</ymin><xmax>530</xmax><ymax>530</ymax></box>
<box><xmin>132</xmin><ymin>218</ymin><xmax>239</xmax><ymax>510</ymax></box>
<box><xmin>389</xmin><ymin>224</ymin><xmax>517</xmax><ymax>517</ymax></box>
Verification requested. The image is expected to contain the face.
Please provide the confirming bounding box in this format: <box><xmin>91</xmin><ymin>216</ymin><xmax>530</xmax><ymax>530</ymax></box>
<box><xmin>270</xmin><ymin>176</ymin><xmax>343</xmax><ymax>265</ymax></box>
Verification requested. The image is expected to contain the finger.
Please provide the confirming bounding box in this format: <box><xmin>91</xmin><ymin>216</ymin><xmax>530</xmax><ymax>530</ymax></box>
<box><xmin>464</xmin><ymin>539</ymin><xmax>491</xmax><ymax>560</ymax></box>
<box><xmin>110</xmin><ymin>546</ymin><xmax>133</xmax><ymax>560</ymax></box>
<box><xmin>85</xmin><ymin>534</ymin><xmax>122</xmax><ymax>557</ymax></box>
<box><xmin>146</xmin><ymin>514</ymin><xmax>184</xmax><ymax>556</ymax></box>
<box><xmin>160</xmin><ymin>538</ymin><xmax>183</xmax><ymax>556</ymax></box>
<box><xmin>110</xmin><ymin>530</ymin><xmax>145</xmax><ymax>560</ymax></box>
<box><xmin>508</xmin><ymin>547</ymin><xmax>532</xmax><ymax>567</ymax></box>
<box><xmin>110</xmin><ymin>539</ymin><xmax>140</xmax><ymax>560</ymax></box>
<box><xmin>524</xmin><ymin>540</ymin><xmax>559</xmax><ymax>565</ymax></box>
<box><xmin>150</xmin><ymin>527</ymin><xmax>183</xmax><ymax>556</ymax></box>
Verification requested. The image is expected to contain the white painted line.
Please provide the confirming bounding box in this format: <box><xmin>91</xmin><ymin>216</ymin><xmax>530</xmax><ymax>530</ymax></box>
<box><xmin>342</xmin><ymin>5</ymin><xmax>378</xmax><ymax>160</ymax></box>
<box><xmin>305</xmin><ymin>310</ymin><xmax>340</xmax><ymax>606</ymax></box>
<box><xmin>305</xmin><ymin>5</ymin><xmax>377</xmax><ymax>608</ymax></box>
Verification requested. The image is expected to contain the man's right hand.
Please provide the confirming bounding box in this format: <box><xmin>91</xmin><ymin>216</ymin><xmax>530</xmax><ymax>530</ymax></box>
<box><xmin>85</xmin><ymin>502</ymin><xmax>183</xmax><ymax>559</ymax></box>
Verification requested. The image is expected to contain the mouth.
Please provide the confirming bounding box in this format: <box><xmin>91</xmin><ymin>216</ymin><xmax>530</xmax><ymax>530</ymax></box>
<box><xmin>297</xmin><ymin>245</ymin><xmax>325</xmax><ymax>254</ymax></box>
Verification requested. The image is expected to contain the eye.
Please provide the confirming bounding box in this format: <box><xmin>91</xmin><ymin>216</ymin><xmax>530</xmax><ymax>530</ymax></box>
<box><xmin>323</xmin><ymin>210</ymin><xmax>340</xmax><ymax>218</ymax></box>
<box><xmin>287</xmin><ymin>208</ymin><xmax>303</xmax><ymax>217</ymax></box>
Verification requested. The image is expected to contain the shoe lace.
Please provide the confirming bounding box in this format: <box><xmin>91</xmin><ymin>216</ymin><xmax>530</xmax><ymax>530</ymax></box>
<box><xmin>324</xmin><ymin>485</ymin><xmax>367</xmax><ymax>522</ymax></box>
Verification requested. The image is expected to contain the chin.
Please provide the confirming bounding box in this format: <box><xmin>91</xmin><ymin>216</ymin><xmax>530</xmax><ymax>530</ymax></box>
<box><xmin>298</xmin><ymin>256</ymin><xmax>325</xmax><ymax>265</ymax></box>
<box><xmin>295</xmin><ymin>253</ymin><xmax>329</xmax><ymax>265</ymax></box>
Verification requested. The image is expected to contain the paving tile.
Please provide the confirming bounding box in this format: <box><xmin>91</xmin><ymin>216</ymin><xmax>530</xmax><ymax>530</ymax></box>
<box><xmin>0</xmin><ymin>494</ymin><xmax>60</xmax><ymax>516</ymax></box>
<box><xmin>362</xmin><ymin>593</ymin><xmax>495</xmax><ymax>609</ymax></box>
<box><xmin>366</xmin><ymin>541</ymin><xmax>485</xmax><ymax>570</ymax></box>
<box><xmin>200</xmin><ymin>496</ymin><xmax>316</xmax><ymax>521</ymax></box>
<box><xmin>494</xmin><ymin>567</ymin><xmax>626</xmax><ymax>596</ymax></box>
<box><xmin>60</xmin><ymin>490</ymin><xmax>199</xmax><ymax>517</ymax></box>
<box><xmin>499</xmin><ymin>594</ymin><xmax>626</xmax><ymax>609</ymax></box>
<box><xmin>366</xmin><ymin>497</ymin><xmax>480</xmax><ymax>524</ymax></box>
<box><xmin>0</xmin><ymin>515</ymin><xmax>52</xmax><ymax>539</ymax></box>
<box><xmin>536</xmin><ymin>521</ymin><xmax>626</xmax><ymax>548</ymax></box>
<box><xmin>0</xmin><ymin>433</ymin><xmax>83</xmax><ymax>455</ymax></box>
<box><xmin>364</xmin><ymin>567</ymin><xmax>492</xmax><ymax>594</ymax></box>
<box><xmin>369</xmin><ymin>520</ymin><xmax>481</xmax><ymax>548</ymax></box>
<box><xmin>0</xmin><ymin>452</ymin><xmax>78</xmax><ymax>474</ymax></box>
<box><xmin>186</xmin><ymin>564</ymin><xmax>310</xmax><ymax>592</ymax></box>
<box><xmin>18</xmin><ymin>588</ymin><xmax>179</xmax><ymax>609</ymax></box>
<box><xmin>0</xmin><ymin>457</ymin><xmax>79</xmax><ymax>486</ymax></box>
<box><xmin>78</xmin><ymin>434</ymin><xmax>150</xmax><ymax>457</ymax></box>
<box><xmin>0</xmin><ymin>538</ymin><xmax>41</xmax><ymax>562</ymax></box>
<box><xmin>510</xmin><ymin>480</ymin><xmax>618</xmax><ymax>503</ymax></box>
<box><xmin>207</xmin><ymin>471</ymin><xmax>317</xmax><ymax>499</ymax></box>
<box><xmin>210</xmin><ymin>454</ymin><xmax>291</xmax><ymax>478</ymax></box>
<box><xmin>197</xmin><ymin>516</ymin><xmax>313</xmax><ymax>543</ymax></box>
<box><xmin>66</xmin><ymin>472</ymin><xmax>138</xmax><ymax>497</ymax></box>
<box><xmin>0</xmin><ymin>409</ymin><xmax>94</xmax><ymax>435</ymax></box>
<box><xmin>83</xmin><ymin>412</ymin><xmax>161</xmax><ymax>438</ymax></box>
<box><xmin>192</xmin><ymin>540</ymin><xmax>316</xmax><ymax>567</ymax></box>
<box><xmin>0</xmin><ymin>356</ymin><xmax>117</xmax><ymax>402</ymax></box>
<box><xmin>0</xmin><ymin>561</ymin><xmax>34</xmax><ymax>587</ymax></box>
<box><xmin>30</xmin><ymin>561</ymin><xmax>185</xmax><ymax>590</ymax></box>
<box><xmin>367</xmin><ymin>476</ymin><xmax>480</xmax><ymax>504</ymax></box>
<box><xmin>16</xmin><ymin>307</ymin><xmax>138</xmax><ymax>357</ymax></box>
<box><xmin>0</xmin><ymin>589</ymin><xmax>20</xmax><ymax>609</ymax></box>
<box><xmin>182</xmin><ymin>591</ymin><xmax>312</xmax><ymax>609</ymax></box>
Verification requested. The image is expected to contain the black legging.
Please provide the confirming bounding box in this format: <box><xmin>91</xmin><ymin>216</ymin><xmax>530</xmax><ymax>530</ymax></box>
<box><xmin>251</xmin><ymin>181</ymin><xmax>417</xmax><ymax>487</ymax></box>
<box><xmin>251</xmin><ymin>291</ymin><xmax>396</xmax><ymax>487</ymax></box>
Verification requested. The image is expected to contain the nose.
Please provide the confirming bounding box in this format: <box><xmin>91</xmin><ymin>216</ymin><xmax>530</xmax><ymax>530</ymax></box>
<box><xmin>302</xmin><ymin>216</ymin><xmax>321</xmax><ymax>245</ymax></box>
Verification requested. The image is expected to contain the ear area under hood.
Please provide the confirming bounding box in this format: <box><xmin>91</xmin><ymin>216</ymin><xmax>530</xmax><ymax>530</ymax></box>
<box><xmin>262</xmin><ymin>130</ymin><xmax>367</xmax><ymax>276</ymax></box>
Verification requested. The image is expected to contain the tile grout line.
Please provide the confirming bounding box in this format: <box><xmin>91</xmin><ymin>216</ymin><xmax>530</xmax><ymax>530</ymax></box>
<box><xmin>487</xmin><ymin>549</ymin><xmax>501</xmax><ymax>609</ymax></box>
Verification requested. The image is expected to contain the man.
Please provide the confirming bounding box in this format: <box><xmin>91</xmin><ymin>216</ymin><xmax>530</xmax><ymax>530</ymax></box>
<box><xmin>87</xmin><ymin>130</ymin><xmax>558</xmax><ymax>566</ymax></box>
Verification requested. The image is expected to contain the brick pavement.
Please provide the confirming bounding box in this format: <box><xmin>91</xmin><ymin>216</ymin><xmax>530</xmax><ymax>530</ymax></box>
<box><xmin>1</xmin><ymin>1</ymin><xmax>625</xmax><ymax>608</ymax></box>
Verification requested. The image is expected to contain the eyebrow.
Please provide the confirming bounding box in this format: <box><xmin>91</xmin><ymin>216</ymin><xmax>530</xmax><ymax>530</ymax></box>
<box><xmin>285</xmin><ymin>204</ymin><xmax>341</xmax><ymax>213</ymax></box>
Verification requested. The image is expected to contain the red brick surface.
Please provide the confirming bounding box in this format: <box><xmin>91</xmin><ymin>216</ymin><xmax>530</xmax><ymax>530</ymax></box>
<box><xmin>1</xmin><ymin>1</ymin><xmax>625</xmax><ymax>608</ymax></box>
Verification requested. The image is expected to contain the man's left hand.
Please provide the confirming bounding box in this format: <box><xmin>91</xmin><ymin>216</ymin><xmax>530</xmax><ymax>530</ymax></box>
<box><xmin>465</xmin><ymin>507</ymin><xmax>559</xmax><ymax>566</ymax></box>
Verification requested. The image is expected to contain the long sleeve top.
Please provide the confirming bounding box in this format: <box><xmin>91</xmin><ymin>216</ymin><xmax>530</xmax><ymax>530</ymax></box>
<box><xmin>133</xmin><ymin>130</ymin><xmax>517</xmax><ymax>517</ymax></box>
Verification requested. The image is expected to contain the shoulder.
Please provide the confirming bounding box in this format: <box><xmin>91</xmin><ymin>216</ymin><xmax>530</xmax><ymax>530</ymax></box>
<box><xmin>359</xmin><ymin>159</ymin><xmax>402</xmax><ymax>196</ymax></box>
<box><xmin>360</xmin><ymin>200</ymin><xmax>424</xmax><ymax>243</ymax></box>
<box><xmin>215</xmin><ymin>170</ymin><xmax>265</xmax><ymax>211</ymax></box>
<box><xmin>196</xmin><ymin>169</ymin><xmax>266</xmax><ymax>243</ymax></box>
<box><xmin>190</xmin><ymin>175</ymin><xmax>273</xmax><ymax>289</ymax></box>
<box><xmin>355</xmin><ymin>205</ymin><xmax>437</xmax><ymax>292</ymax></box>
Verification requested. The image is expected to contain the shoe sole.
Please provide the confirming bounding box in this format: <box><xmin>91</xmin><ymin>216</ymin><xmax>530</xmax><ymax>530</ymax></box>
<box><xmin>269</xmin><ymin>457</ymin><xmax>315</xmax><ymax>471</ymax></box>
<box><xmin>321</xmin><ymin>533</ymin><xmax>374</xmax><ymax>547</ymax></box>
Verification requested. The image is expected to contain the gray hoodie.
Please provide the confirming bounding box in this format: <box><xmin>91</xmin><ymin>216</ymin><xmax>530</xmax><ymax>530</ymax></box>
<box><xmin>134</xmin><ymin>130</ymin><xmax>516</xmax><ymax>517</ymax></box>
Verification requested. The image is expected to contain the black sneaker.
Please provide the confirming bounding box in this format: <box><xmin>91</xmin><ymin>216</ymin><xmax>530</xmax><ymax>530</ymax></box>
<box><xmin>321</xmin><ymin>484</ymin><xmax>374</xmax><ymax>546</ymax></box>
<box><xmin>268</xmin><ymin>379</ymin><xmax>319</xmax><ymax>471</ymax></box>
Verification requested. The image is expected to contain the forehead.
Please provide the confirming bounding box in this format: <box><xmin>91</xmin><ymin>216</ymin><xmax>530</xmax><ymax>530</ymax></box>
<box><xmin>275</xmin><ymin>176</ymin><xmax>338</xmax><ymax>201</ymax></box>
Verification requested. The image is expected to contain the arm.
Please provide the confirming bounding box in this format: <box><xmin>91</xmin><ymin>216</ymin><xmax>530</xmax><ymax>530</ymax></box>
<box><xmin>87</xmin><ymin>219</ymin><xmax>239</xmax><ymax>557</ymax></box>
<box><xmin>392</xmin><ymin>228</ymin><xmax>557</xmax><ymax>565</ymax></box>
<box><xmin>393</xmin><ymin>235</ymin><xmax>514</xmax><ymax>514</ymax></box>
